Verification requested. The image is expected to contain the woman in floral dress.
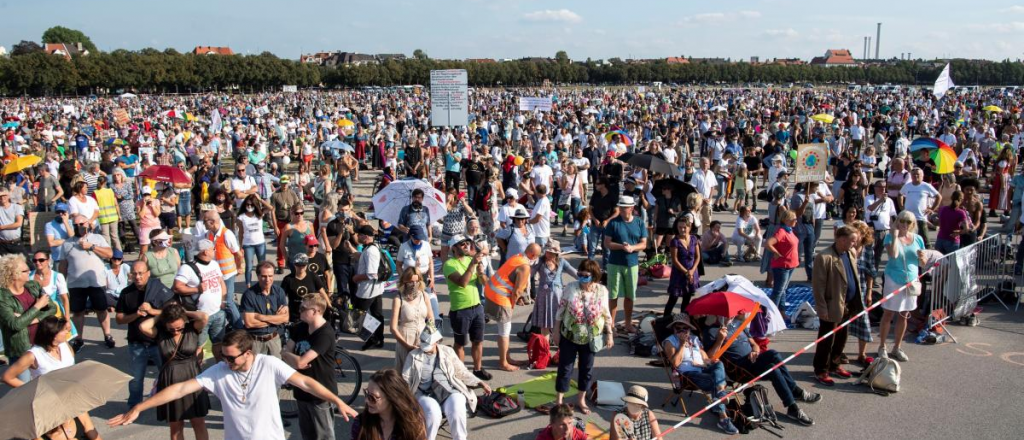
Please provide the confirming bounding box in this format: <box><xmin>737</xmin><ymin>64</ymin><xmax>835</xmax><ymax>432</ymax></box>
<box><xmin>532</xmin><ymin>241</ymin><xmax>578</xmax><ymax>335</ymax></box>
<box><xmin>553</xmin><ymin>259</ymin><xmax>613</xmax><ymax>415</ymax></box>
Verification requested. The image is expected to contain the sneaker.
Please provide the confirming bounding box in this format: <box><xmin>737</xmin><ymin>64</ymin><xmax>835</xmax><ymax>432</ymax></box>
<box><xmin>891</xmin><ymin>348</ymin><xmax>909</xmax><ymax>362</ymax></box>
<box><xmin>830</xmin><ymin>367</ymin><xmax>853</xmax><ymax>379</ymax></box>
<box><xmin>856</xmin><ymin>356</ymin><xmax>875</xmax><ymax>368</ymax></box>
<box><xmin>795</xmin><ymin>387</ymin><xmax>822</xmax><ymax>403</ymax></box>
<box><xmin>786</xmin><ymin>405</ymin><xmax>815</xmax><ymax>426</ymax></box>
<box><xmin>717</xmin><ymin>418</ymin><xmax>740</xmax><ymax>435</ymax></box>
<box><xmin>473</xmin><ymin>369</ymin><xmax>493</xmax><ymax>381</ymax></box>
<box><xmin>814</xmin><ymin>372</ymin><xmax>835</xmax><ymax>386</ymax></box>
<box><xmin>878</xmin><ymin>346</ymin><xmax>888</xmax><ymax>359</ymax></box>
<box><xmin>104</xmin><ymin>335</ymin><xmax>116</xmax><ymax>349</ymax></box>
<box><xmin>69</xmin><ymin>338</ymin><xmax>84</xmax><ymax>353</ymax></box>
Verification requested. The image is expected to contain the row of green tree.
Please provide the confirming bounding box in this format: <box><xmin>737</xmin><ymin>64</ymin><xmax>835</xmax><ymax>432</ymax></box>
<box><xmin>0</xmin><ymin>49</ymin><xmax>1021</xmax><ymax>96</ymax></box>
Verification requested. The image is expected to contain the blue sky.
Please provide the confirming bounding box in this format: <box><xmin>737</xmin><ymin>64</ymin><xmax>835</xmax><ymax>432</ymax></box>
<box><xmin>5</xmin><ymin>0</ymin><xmax>1024</xmax><ymax>61</ymax></box>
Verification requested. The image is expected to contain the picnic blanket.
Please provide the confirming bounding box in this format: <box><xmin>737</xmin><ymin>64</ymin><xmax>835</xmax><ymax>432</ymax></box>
<box><xmin>759</xmin><ymin>285</ymin><xmax>815</xmax><ymax>328</ymax></box>
<box><xmin>497</xmin><ymin>372</ymin><xmax>578</xmax><ymax>409</ymax></box>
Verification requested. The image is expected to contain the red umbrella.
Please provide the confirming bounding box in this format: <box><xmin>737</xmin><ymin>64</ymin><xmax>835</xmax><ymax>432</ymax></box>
<box><xmin>686</xmin><ymin>291</ymin><xmax>759</xmax><ymax>318</ymax></box>
<box><xmin>686</xmin><ymin>292</ymin><xmax>760</xmax><ymax>360</ymax></box>
<box><xmin>139</xmin><ymin>165</ymin><xmax>191</xmax><ymax>186</ymax></box>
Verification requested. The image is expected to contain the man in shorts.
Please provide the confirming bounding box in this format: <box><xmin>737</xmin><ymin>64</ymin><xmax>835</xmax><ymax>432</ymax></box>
<box><xmin>62</xmin><ymin>214</ymin><xmax>116</xmax><ymax>352</ymax></box>
<box><xmin>443</xmin><ymin>235</ymin><xmax>491</xmax><ymax>380</ymax></box>
<box><xmin>484</xmin><ymin>243</ymin><xmax>538</xmax><ymax>372</ymax></box>
<box><xmin>603</xmin><ymin>196</ymin><xmax>647</xmax><ymax>335</ymax></box>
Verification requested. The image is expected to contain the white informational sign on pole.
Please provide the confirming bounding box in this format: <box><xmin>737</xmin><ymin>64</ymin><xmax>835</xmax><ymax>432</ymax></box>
<box><xmin>282</xmin><ymin>85</ymin><xmax>297</xmax><ymax>92</ymax></box>
<box><xmin>518</xmin><ymin>96</ymin><xmax>554</xmax><ymax>112</ymax></box>
<box><xmin>794</xmin><ymin>143</ymin><xmax>829</xmax><ymax>183</ymax></box>
<box><xmin>430</xmin><ymin>69</ymin><xmax>469</xmax><ymax>127</ymax></box>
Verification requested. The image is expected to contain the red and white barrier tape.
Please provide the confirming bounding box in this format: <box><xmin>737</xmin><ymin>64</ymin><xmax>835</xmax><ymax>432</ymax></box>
<box><xmin>653</xmin><ymin>262</ymin><xmax>940</xmax><ymax>440</ymax></box>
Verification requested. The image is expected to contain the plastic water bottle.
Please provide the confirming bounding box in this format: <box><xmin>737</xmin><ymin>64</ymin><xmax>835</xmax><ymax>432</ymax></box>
<box><xmin>517</xmin><ymin>389</ymin><xmax>525</xmax><ymax>408</ymax></box>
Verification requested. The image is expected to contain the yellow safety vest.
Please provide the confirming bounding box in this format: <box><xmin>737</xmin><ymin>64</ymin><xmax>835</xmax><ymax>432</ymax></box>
<box><xmin>94</xmin><ymin>188</ymin><xmax>120</xmax><ymax>225</ymax></box>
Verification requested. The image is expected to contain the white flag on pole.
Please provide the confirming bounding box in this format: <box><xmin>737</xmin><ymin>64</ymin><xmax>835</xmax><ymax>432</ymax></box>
<box><xmin>933</xmin><ymin>63</ymin><xmax>954</xmax><ymax>98</ymax></box>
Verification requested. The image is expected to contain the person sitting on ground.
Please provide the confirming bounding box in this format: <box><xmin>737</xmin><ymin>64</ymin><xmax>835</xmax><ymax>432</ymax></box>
<box><xmin>402</xmin><ymin>326</ymin><xmax>492</xmax><ymax>440</ymax></box>
<box><xmin>701</xmin><ymin>314</ymin><xmax>819</xmax><ymax>426</ymax></box>
<box><xmin>536</xmin><ymin>403</ymin><xmax>587</xmax><ymax>440</ymax></box>
<box><xmin>700</xmin><ymin>220</ymin><xmax>731</xmax><ymax>266</ymax></box>
<box><xmin>610</xmin><ymin>385</ymin><xmax>661</xmax><ymax>440</ymax></box>
<box><xmin>661</xmin><ymin>314</ymin><xmax>738</xmax><ymax>435</ymax></box>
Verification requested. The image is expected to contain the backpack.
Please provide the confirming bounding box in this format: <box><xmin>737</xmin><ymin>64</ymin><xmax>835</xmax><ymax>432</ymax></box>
<box><xmin>366</xmin><ymin>244</ymin><xmax>396</xmax><ymax>283</ymax></box>
<box><xmin>628</xmin><ymin>331</ymin><xmax>658</xmax><ymax>358</ymax></box>
<box><xmin>737</xmin><ymin>385</ymin><xmax>783</xmax><ymax>436</ymax></box>
<box><xmin>173</xmin><ymin>261</ymin><xmax>204</xmax><ymax>312</ymax></box>
<box><xmin>473</xmin><ymin>181</ymin><xmax>493</xmax><ymax>211</ymax></box>
<box><xmin>857</xmin><ymin>356</ymin><xmax>901</xmax><ymax>396</ymax></box>
<box><xmin>527</xmin><ymin>332</ymin><xmax>551</xmax><ymax>369</ymax></box>
<box><xmin>477</xmin><ymin>392</ymin><xmax>521</xmax><ymax>418</ymax></box>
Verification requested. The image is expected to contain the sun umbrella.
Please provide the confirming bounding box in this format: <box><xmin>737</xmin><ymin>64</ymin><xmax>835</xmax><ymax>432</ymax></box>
<box><xmin>618</xmin><ymin>152</ymin><xmax>683</xmax><ymax>177</ymax></box>
<box><xmin>687</xmin><ymin>291</ymin><xmax>761</xmax><ymax>360</ymax></box>
<box><xmin>709</xmin><ymin>105</ymin><xmax>728</xmax><ymax>112</ymax></box>
<box><xmin>810</xmin><ymin>114</ymin><xmax>835</xmax><ymax>124</ymax></box>
<box><xmin>139</xmin><ymin>165</ymin><xmax>192</xmax><ymax>186</ymax></box>
<box><xmin>651</xmin><ymin>178</ymin><xmax>697</xmax><ymax>202</ymax></box>
<box><xmin>2</xmin><ymin>121</ymin><xmax>19</xmax><ymax>129</ymax></box>
<box><xmin>2</xmin><ymin>154</ymin><xmax>42</xmax><ymax>175</ymax></box>
<box><xmin>322</xmin><ymin>140</ymin><xmax>354</xmax><ymax>152</ymax></box>
<box><xmin>582</xmin><ymin>107</ymin><xmax>599</xmax><ymax>115</ymax></box>
<box><xmin>694</xmin><ymin>275</ymin><xmax>787</xmax><ymax>336</ymax></box>
<box><xmin>930</xmin><ymin>146</ymin><xmax>958</xmax><ymax>174</ymax></box>
<box><xmin>909</xmin><ymin>137</ymin><xmax>951</xmax><ymax>152</ymax></box>
<box><xmin>0</xmin><ymin>361</ymin><xmax>130</xmax><ymax>440</ymax></box>
<box><xmin>103</xmin><ymin>138</ymin><xmax>128</xmax><ymax>146</ymax></box>
<box><xmin>819</xmin><ymin>103</ymin><xmax>833</xmax><ymax>110</ymax></box>
<box><xmin>982</xmin><ymin>105</ymin><xmax>1003</xmax><ymax>113</ymax></box>
<box><xmin>337</xmin><ymin>119</ymin><xmax>356</xmax><ymax>128</ymax></box>
<box><xmin>604</xmin><ymin>130</ymin><xmax>633</xmax><ymax>146</ymax></box>
<box><xmin>370</xmin><ymin>178</ymin><xmax>447</xmax><ymax>225</ymax></box>
<box><xmin>119</xmin><ymin>92</ymin><xmax>137</xmax><ymax>99</ymax></box>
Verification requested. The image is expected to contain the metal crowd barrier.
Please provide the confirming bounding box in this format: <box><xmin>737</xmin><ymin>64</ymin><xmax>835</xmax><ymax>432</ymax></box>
<box><xmin>925</xmin><ymin>234</ymin><xmax>1019</xmax><ymax>340</ymax></box>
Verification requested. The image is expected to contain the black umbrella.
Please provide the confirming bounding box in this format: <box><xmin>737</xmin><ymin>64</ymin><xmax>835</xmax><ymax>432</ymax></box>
<box><xmin>619</xmin><ymin>152</ymin><xmax>683</xmax><ymax>177</ymax></box>
<box><xmin>652</xmin><ymin>178</ymin><xmax>697</xmax><ymax>202</ymax></box>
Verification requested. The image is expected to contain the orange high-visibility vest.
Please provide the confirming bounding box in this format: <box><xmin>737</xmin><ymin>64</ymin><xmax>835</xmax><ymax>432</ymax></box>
<box><xmin>208</xmin><ymin>226</ymin><xmax>238</xmax><ymax>276</ymax></box>
<box><xmin>484</xmin><ymin>254</ymin><xmax>529</xmax><ymax>308</ymax></box>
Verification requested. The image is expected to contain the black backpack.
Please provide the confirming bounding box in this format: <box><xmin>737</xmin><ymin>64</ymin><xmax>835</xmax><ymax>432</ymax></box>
<box><xmin>737</xmin><ymin>385</ymin><xmax>784</xmax><ymax>436</ymax></box>
<box><xmin>477</xmin><ymin>393</ymin><xmax>521</xmax><ymax>418</ymax></box>
<box><xmin>473</xmin><ymin>182</ymin><xmax>493</xmax><ymax>211</ymax></box>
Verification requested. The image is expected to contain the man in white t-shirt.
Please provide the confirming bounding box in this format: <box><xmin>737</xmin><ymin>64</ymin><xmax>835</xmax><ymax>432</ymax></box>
<box><xmin>810</xmin><ymin>181</ymin><xmax>834</xmax><ymax>243</ymax></box>
<box><xmin>231</xmin><ymin>164</ymin><xmax>258</xmax><ymax>209</ymax></box>
<box><xmin>528</xmin><ymin>185</ymin><xmax>552</xmax><ymax>247</ymax></box>
<box><xmin>173</xmin><ymin>239</ymin><xmax>229</xmax><ymax>353</ymax></box>
<box><xmin>108</xmin><ymin>330</ymin><xmax>356</xmax><ymax>440</ymax></box>
<box><xmin>572</xmin><ymin>150</ymin><xmax>591</xmax><ymax>202</ymax></box>
<box><xmin>689</xmin><ymin>158</ymin><xmax>718</xmax><ymax>233</ymax></box>
<box><xmin>899</xmin><ymin>168</ymin><xmax>942</xmax><ymax>247</ymax></box>
<box><xmin>531</xmin><ymin>156</ymin><xmax>554</xmax><ymax>192</ymax></box>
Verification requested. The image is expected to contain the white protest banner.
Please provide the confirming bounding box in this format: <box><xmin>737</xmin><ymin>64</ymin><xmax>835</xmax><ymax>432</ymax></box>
<box><xmin>518</xmin><ymin>96</ymin><xmax>553</xmax><ymax>112</ymax></box>
<box><xmin>794</xmin><ymin>143</ymin><xmax>828</xmax><ymax>183</ymax></box>
<box><xmin>430</xmin><ymin>69</ymin><xmax>468</xmax><ymax>127</ymax></box>
<box><xmin>282</xmin><ymin>85</ymin><xmax>297</xmax><ymax>93</ymax></box>
<box><xmin>62</xmin><ymin>105</ymin><xmax>74</xmax><ymax>114</ymax></box>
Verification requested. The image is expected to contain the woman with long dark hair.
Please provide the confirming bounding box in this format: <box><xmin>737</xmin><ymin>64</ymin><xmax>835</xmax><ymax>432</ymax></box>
<box><xmin>351</xmin><ymin>369</ymin><xmax>427</xmax><ymax>440</ymax></box>
<box><xmin>236</xmin><ymin>194</ymin><xmax>266</xmax><ymax>286</ymax></box>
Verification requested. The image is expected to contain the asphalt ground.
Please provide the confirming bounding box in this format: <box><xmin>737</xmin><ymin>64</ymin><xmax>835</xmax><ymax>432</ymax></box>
<box><xmin>3</xmin><ymin>170</ymin><xmax>1024</xmax><ymax>440</ymax></box>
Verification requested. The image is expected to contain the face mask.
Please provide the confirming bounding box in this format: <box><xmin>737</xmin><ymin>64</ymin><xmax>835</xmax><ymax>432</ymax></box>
<box><xmin>74</xmin><ymin>225</ymin><xmax>88</xmax><ymax>236</ymax></box>
<box><xmin>411</xmin><ymin>241</ymin><xmax>423</xmax><ymax>251</ymax></box>
<box><xmin>578</xmin><ymin>276</ymin><xmax>592</xmax><ymax>284</ymax></box>
<box><xmin>245</xmin><ymin>205</ymin><xmax>255</xmax><ymax>213</ymax></box>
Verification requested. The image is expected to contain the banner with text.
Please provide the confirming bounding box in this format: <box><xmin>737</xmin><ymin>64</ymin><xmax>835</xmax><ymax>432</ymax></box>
<box><xmin>518</xmin><ymin>96</ymin><xmax>553</xmax><ymax>112</ymax></box>
<box><xmin>794</xmin><ymin>143</ymin><xmax>828</xmax><ymax>183</ymax></box>
<box><xmin>430</xmin><ymin>69</ymin><xmax>469</xmax><ymax>127</ymax></box>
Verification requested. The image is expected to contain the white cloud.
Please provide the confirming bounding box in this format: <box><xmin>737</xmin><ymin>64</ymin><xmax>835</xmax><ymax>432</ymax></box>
<box><xmin>763</xmin><ymin>28</ymin><xmax>799</xmax><ymax>38</ymax></box>
<box><xmin>522</xmin><ymin>9</ymin><xmax>583</xmax><ymax>24</ymax></box>
<box><xmin>967</xmin><ymin>22</ymin><xmax>1024</xmax><ymax>33</ymax></box>
<box><xmin>1002</xmin><ymin>5</ymin><xmax>1024</xmax><ymax>13</ymax></box>
<box><xmin>681</xmin><ymin>10</ymin><xmax>761</xmax><ymax>23</ymax></box>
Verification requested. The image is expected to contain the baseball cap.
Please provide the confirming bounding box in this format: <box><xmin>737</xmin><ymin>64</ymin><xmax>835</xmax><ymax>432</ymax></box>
<box><xmin>505</xmin><ymin>188</ymin><xmax>519</xmax><ymax>200</ymax></box>
<box><xmin>198</xmin><ymin>239</ymin><xmax>215</xmax><ymax>251</ymax></box>
<box><xmin>152</xmin><ymin>231</ymin><xmax>172</xmax><ymax>242</ymax></box>
<box><xmin>293</xmin><ymin>253</ymin><xmax>309</xmax><ymax>265</ymax></box>
<box><xmin>304</xmin><ymin>234</ymin><xmax>319</xmax><ymax>246</ymax></box>
<box><xmin>111</xmin><ymin>249</ymin><xmax>124</xmax><ymax>260</ymax></box>
<box><xmin>55</xmin><ymin>202</ymin><xmax>69</xmax><ymax>212</ymax></box>
<box><xmin>280</xmin><ymin>175</ymin><xmax>291</xmax><ymax>183</ymax></box>
<box><xmin>409</xmin><ymin>225</ymin><xmax>427</xmax><ymax>241</ymax></box>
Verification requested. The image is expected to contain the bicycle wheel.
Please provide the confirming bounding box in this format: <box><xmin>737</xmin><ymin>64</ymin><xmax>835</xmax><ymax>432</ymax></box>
<box><xmin>335</xmin><ymin>346</ymin><xmax>362</xmax><ymax>405</ymax></box>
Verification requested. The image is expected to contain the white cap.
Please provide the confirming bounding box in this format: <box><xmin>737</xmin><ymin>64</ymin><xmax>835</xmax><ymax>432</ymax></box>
<box><xmin>197</xmin><ymin>239</ymin><xmax>215</xmax><ymax>251</ymax></box>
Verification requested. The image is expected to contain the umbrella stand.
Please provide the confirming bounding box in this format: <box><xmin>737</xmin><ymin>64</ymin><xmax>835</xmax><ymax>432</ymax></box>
<box><xmin>710</xmin><ymin>311</ymin><xmax>757</xmax><ymax>361</ymax></box>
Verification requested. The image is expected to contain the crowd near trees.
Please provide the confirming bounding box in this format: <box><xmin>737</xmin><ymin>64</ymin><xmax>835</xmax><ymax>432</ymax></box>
<box><xmin>3</xmin><ymin>28</ymin><xmax>1024</xmax><ymax>95</ymax></box>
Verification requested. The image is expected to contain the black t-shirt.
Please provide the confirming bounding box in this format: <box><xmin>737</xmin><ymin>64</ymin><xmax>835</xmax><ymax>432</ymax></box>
<box><xmin>115</xmin><ymin>281</ymin><xmax>173</xmax><ymax>345</ymax></box>
<box><xmin>306</xmin><ymin>252</ymin><xmax>330</xmax><ymax>287</ymax></box>
<box><xmin>325</xmin><ymin>217</ymin><xmax>356</xmax><ymax>265</ymax></box>
<box><xmin>589</xmin><ymin>190</ymin><xmax>619</xmax><ymax>222</ymax></box>
<box><xmin>464</xmin><ymin>160</ymin><xmax>486</xmax><ymax>187</ymax></box>
<box><xmin>289</xmin><ymin>322</ymin><xmax>337</xmax><ymax>403</ymax></box>
<box><xmin>282</xmin><ymin>274</ymin><xmax>324</xmax><ymax>323</ymax></box>
<box><xmin>603</xmin><ymin>162</ymin><xmax>623</xmax><ymax>184</ymax></box>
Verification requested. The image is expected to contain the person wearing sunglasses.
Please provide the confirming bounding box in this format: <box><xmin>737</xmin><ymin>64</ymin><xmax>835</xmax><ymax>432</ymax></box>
<box><xmin>351</xmin><ymin>369</ymin><xmax>427</xmax><ymax>440</ymax></box>
<box><xmin>61</xmin><ymin>213</ymin><xmax>115</xmax><ymax>353</ymax></box>
<box><xmin>283</xmin><ymin>294</ymin><xmax>338</xmax><ymax>440</ymax></box>
<box><xmin>661</xmin><ymin>314</ymin><xmax>739</xmax><ymax>434</ymax></box>
<box><xmin>0</xmin><ymin>254</ymin><xmax>58</xmax><ymax>378</ymax></box>
<box><xmin>109</xmin><ymin>329</ymin><xmax>357</xmax><ymax>439</ymax></box>
<box><xmin>279</xmin><ymin>207</ymin><xmax>314</xmax><ymax>274</ymax></box>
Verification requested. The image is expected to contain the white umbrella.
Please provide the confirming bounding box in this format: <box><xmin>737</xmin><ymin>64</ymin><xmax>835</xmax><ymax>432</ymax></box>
<box><xmin>583</xmin><ymin>107</ymin><xmax>599</xmax><ymax>115</ymax></box>
<box><xmin>119</xmin><ymin>92</ymin><xmax>137</xmax><ymax>99</ymax></box>
<box><xmin>710</xmin><ymin>105</ymin><xmax>728</xmax><ymax>112</ymax></box>
<box><xmin>694</xmin><ymin>275</ymin><xmax>787</xmax><ymax>335</ymax></box>
<box><xmin>371</xmin><ymin>178</ymin><xmax>447</xmax><ymax>225</ymax></box>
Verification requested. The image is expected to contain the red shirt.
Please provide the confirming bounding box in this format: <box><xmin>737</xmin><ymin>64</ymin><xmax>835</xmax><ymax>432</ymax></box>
<box><xmin>536</xmin><ymin>425</ymin><xmax>588</xmax><ymax>440</ymax></box>
<box><xmin>769</xmin><ymin>227</ymin><xmax>800</xmax><ymax>269</ymax></box>
<box><xmin>14</xmin><ymin>289</ymin><xmax>38</xmax><ymax>344</ymax></box>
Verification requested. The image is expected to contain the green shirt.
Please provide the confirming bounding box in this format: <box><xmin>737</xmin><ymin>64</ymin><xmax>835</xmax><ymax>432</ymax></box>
<box><xmin>443</xmin><ymin>257</ymin><xmax>479</xmax><ymax>312</ymax></box>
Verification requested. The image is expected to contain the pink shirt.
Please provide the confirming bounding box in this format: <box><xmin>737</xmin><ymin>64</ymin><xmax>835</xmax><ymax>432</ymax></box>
<box><xmin>770</xmin><ymin>227</ymin><xmax>800</xmax><ymax>269</ymax></box>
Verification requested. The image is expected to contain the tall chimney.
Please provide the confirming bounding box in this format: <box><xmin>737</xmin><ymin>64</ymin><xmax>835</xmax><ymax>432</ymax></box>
<box><xmin>864</xmin><ymin>37</ymin><xmax>868</xmax><ymax>59</ymax></box>
<box><xmin>875</xmin><ymin>23</ymin><xmax>881</xmax><ymax>59</ymax></box>
<box><xmin>867</xmin><ymin>37</ymin><xmax>871</xmax><ymax>59</ymax></box>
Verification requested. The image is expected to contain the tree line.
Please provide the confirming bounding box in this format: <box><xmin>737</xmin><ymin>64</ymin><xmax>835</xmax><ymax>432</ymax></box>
<box><xmin>0</xmin><ymin>49</ymin><xmax>1022</xmax><ymax>96</ymax></box>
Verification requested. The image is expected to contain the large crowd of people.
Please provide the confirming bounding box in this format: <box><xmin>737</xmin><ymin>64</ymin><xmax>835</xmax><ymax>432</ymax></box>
<box><xmin>0</xmin><ymin>83</ymin><xmax>1020</xmax><ymax>439</ymax></box>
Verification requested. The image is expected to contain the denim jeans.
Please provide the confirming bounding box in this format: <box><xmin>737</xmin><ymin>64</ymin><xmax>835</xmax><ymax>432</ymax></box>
<box><xmin>555</xmin><ymin>337</ymin><xmax>595</xmax><ymax>394</ymax></box>
<box><xmin>127</xmin><ymin>342</ymin><xmax>163</xmax><ymax>407</ymax></box>
<box><xmin>682</xmin><ymin>362</ymin><xmax>728</xmax><ymax>415</ymax></box>
<box><xmin>772</xmin><ymin>268</ymin><xmax>795</xmax><ymax>308</ymax></box>
<box><xmin>586</xmin><ymin>225</ymin><xmax>605</xmax><ymax>262</ymax></box>
<box><xmin>934</xmin><ymin>238</ymin><xmax>960</xmax><ymax>255</ymax></box>
<box><xmin>242</xmin><ymin>243</ymin><xmax>267</xmax><ymax>286</ymax></box>
<box><xmin>795</xmin><ymin>223</ymin><xmax>816</xmax><ymax>280</ymax></box>
<box><xmin>223</xmin><ymin>275</ymin><xmax>243</xmax><ymax>330</ymax></box>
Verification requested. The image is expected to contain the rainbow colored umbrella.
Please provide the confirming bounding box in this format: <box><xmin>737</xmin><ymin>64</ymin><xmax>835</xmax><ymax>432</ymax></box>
<box><xmin>930</xmin><ymin>146</ymin><xmax>957</xmax><ymax>174</ymax></box>
<box><xmin>104</xmin><ymin>138</ymin><xmax>128</xmax><ymax>146</ymax></box>
<box><xmin>908</xmin><ymin>137</ymin><xmax>951</xmax><ymax>153</ymax></box>
<box><xmin>604</xmin><ymin>130</ymin><xmax>633</xmax><ymax>146</ymax></box>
